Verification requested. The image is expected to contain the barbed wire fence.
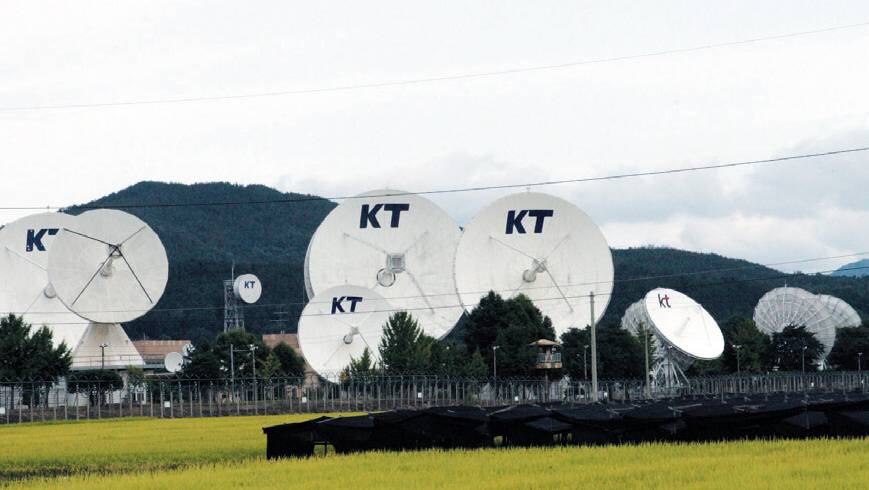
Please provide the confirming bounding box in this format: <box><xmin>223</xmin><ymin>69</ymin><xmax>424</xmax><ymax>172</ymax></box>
<box><xmin>0</xmin><ymin>371</ymin><xmax>867</xmax><ymax>424</ymax></box>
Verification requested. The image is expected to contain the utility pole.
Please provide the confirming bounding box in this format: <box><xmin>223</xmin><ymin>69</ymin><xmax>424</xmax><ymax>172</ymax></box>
<box><xmin>99</xmin><ymin>343</ymin><xmax>108</xmax><ymax>370</ymax></box>
<box><xmin>733</xmin><ymin>344</ymin><xmax>742</xmax><ymax>374</ymax></box>
<box><xmin>250</xmin><ymin>344</ymin><xmax>258</xmax><ymax>409</ymax></box>
<box><xmin>250</xmin><ymin>344</ymin><xmax>258</xmax><ymax>378</ymax></box>
<box><xmin>230</xmin><ymin>344</ymin><xmax>236</xmax><ymax>401</ymax></box>
<box><xmin>859</xmin><ymin>352</ymin><xmax>863</xmax><ymax>373</ymax></box>
<box><xmin>590</xmin><ymin>292</ymin><xmax>598</xmax><ymax>402</ymax></box>
<box><xmin>492</xmin><ymin>345</ymin><xmax>499</xmax><ymax>385</ymax></box>
<box><xmin>642</xmin><ymin>322</ymin><xmax>650</xmax><ymax>398</ymax></box>
<box><xmin>801</xmin><ymin>345</ymin><xmax>807</xmax><ymax>374</ymax></box>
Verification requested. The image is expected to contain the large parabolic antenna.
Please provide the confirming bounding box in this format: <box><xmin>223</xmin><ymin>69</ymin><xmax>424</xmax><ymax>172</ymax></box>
<box><xmin>304</xmin><ymin>190</ymin><xmax>463</xmax><ymax>339</ymax></box>
<box><xmin>0</xmin><ymin>212</ymin><xmax>89</xmax><ymax>350</ymax></box>
<box><xmin>817</xmin><ymin>294</ymin><xmax>862</xmax><ymax>330</ymax></box>
<box><xmin>71</xmin><ymin>322</ymin><xmax>145</xmax><ymax>369</ymax></box>
<box><xmin>454</xmin><ymin>192</ymin><xmax>614</xmax><ymax>336</ymax></box>
<box><xmin>621</xmin><ymin>288</ymin><xmax>724</xmax><ymax>387</ymax></box>
<box><xmin>297</xmin><ymin>285</ymin><xmax>392</xmax><ymax>380</ymax></box>
<box><xmin>754</xmin><ymin>287</ymin><xmax>857</xmax><ymax>359</ymax></box>
<box><xmin>48</xmin><ymin>209</ymin><xmax>169</xmax><ymax>324</ymax></box>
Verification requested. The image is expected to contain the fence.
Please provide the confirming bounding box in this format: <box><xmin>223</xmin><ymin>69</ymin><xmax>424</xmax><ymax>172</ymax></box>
<box><xmin>1</xmin><ymin>371</ymin><xmax>867</xmax><ymax>424</ymax></box>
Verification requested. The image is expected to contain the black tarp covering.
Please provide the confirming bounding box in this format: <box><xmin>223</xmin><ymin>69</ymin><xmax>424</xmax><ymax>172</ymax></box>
<box><xmin>827</xmin><ymin>410</ymin><xmax>869</xmax><ymax>437</ymax></box>
<box><xmin>263</xmin><ymin>392</ymin><xmax>869</xmax><ymax>457</ymax></box>
<box><xmin>262</xmin><ymin>415</ymin><xmax>332</xmax><ymax>459</ymax></box>
<box><xmin>774</xmin><ymin>411</ymin><xmax>829</xmax><ymax>438</ymax></box>
<box><xmin>316</xmin><ymin>415</ymin><xmax>376</xmax><ymax>453</ymax></box>
<box><xmin>551</xmin><ymin>404</ymin><xmax>625</xmax><ymax>445</ymax></box>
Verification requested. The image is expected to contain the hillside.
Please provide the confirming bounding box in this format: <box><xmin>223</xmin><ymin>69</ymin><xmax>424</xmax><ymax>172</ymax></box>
<box><xmin>832</xmin><ymin>259</ymin><xmax>869</xmax><ymax>277</ymax></box>
<box><xmin>64</xmin><ymin>181</ymin><xmax>335</xmax><ymax>342</ymax></box>
<box><xmin>64</xmin><ymin>182</ymin><xmax>868</xmax><ymax>343</ymax></box>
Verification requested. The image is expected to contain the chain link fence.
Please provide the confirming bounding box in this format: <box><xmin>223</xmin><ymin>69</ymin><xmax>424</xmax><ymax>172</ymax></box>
<box><xmin>1</xmin><ymin>371</ymin><xmax>867</xmax><ymax>424</ymax></box>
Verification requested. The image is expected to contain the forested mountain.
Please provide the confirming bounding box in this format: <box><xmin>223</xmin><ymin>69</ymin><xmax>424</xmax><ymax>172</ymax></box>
<box><xmin>832</xmin><ymin>259</ymin><xmax>869</xmax><ymax>277</ymax></box>
<box><xmin>605</xmin><ymin>247</ymin><xmax>868</xmax><ymax>326</ymax></box>
<box><xmin>63</xmin><ymin>182</ymin><xmax>869</xmax><ymax>343</ymax></box>
<box><xmin>64</xmin><ymin>181</ymin><xmax>335</xmax><ymax>342</ymax></box>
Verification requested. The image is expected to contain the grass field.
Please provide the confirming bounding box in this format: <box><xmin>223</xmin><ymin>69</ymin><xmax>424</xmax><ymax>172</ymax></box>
<box><xmin>3</xmin><ymin>416</ymin><xmax>868</xmax><ymax>489</ymax></box>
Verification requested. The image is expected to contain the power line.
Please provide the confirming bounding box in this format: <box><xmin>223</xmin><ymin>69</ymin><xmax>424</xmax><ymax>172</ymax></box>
<box><xmin>2</xmin><ymin>145</ymin><xmax>867</xmax><ymax>211</ymax></box>
<box><xmin>2</xmin><ymin>20</ymin><xmax>868</xmax><ymax>113</ymax></box>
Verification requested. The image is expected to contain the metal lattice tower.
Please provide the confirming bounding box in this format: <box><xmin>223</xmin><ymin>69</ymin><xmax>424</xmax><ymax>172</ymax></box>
<box><xmin>223</xmin><ymin>279</ymin><xmax>244</xmax><ymax>332</ymax></box>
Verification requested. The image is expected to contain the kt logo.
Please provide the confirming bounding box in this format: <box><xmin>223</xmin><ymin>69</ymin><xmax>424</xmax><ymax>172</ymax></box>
<box><xmin>243</xmin><ymin>280</ymin><xmax>257</xmax><ymax>289</ymax></box>
<box><xmin>26</xmin><ymin>228</ymin><xmax>59</xmax><ymax>252</ymax></box>
<box><xmin>360</xmin><ymin>203</ymin><xmax>410</xmax><ymax>229</ymax></box>
<box><xmin>658</xmin><ymin>294</ymin><xmax>671</xmax><ymax>308</ymax></box>
<box><xmin>505</xmin><ymin>209</ymin><xmax>553</xmax><ymax>234</ymax></box>
<box><xmin>331</xmin><ymin>296</ymin><xmax>363</xmax><ymax>314</ymax></box>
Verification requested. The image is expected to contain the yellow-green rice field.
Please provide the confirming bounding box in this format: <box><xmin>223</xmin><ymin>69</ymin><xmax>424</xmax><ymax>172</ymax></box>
<box><xmin>2</xmin><ymin>415</ymin><xmax>868</xmax><ymax>489</ymax></box>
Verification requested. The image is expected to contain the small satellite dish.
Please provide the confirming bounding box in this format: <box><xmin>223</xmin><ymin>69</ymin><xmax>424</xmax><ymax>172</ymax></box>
<box><xmin>297</xmin><ymin>285</ymin><xmax>392</xmax><ymax>380</ymax></box>
<box><xmin>181</xmin><ymin>343</ymin><xmax>195</xmax><ymax>357</ymax></box>
<box><xmin>48</xmin><ymin>209</ymin><xmax>169</xmax><ymax>324</ymax></box>
<box><xmin>753</xmin><ymin>287</ymin><xmax>845</xmax><ymax>360</ymax></box>
<box><xmin>454</xmin><ymin>192</ymin><xmax>614</xmax><ymax>336</ymax></box>
<box><xmin>621</xmin><ymin>288</ymin><xmax>724</xmax><ymax>387</ymax></box>
<box><xmin>0</xmin><ymin>212</ymin><xmax>89</xmax><ymax>350</ymax></box>
<box><xmin>305</xmin><ymin>190</ymin><xmax>463</xmax><ymax>339</ymax></box>
<box><xmin>164</xmin><ymin>351</ymin><xmax>184</xmax><ymax>373</ymax></box>
<box><xmin>232</xmin><ymin>273</ymin><xmax>262</xmax><ymax>304</ymax></box>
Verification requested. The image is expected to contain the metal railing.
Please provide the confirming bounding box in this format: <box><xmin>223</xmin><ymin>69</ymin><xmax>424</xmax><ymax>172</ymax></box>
<box><xmin>0</xmin><ymin>371</ymin><xmax>866</xmax><ymax>424</ymax></box>
<box><xmin>537</xmin><ymin>353</ymin><xmax>562</xmax><ymax>363</ymax></box>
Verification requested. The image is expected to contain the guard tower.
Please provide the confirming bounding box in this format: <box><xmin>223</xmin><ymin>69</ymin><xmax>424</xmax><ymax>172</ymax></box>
<box><xmin>530</xmin><ymin>339</ymin><xmax>563</xmax><ymax>370</ymax></box>
<box><xmin>530</xmin><ymin>339</ymin><xmax>562</xmax><ymax>402</ymax></box>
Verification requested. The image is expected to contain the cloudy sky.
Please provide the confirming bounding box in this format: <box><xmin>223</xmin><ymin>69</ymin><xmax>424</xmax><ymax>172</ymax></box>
<box><xmin>2</xmin><ymin>1</ymin><xmax>868</xmax><ymax>271</ymax></box>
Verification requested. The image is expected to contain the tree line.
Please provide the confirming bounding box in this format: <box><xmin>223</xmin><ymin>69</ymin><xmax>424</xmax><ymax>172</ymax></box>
<box><xmin>3</xmin><ymin>290</ymin><xmax>869</xmax><ymax>384</ymax></box>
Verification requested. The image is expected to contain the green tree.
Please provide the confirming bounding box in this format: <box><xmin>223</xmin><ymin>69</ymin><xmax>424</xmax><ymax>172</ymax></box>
<box><xmin>560</xmin><ymin>328</ymin><xmax>589</xmax><ymax>381</ymax></box>
<box><xmin>378</xmin><ymin>312</ymin><xmax>433</xmax><ymax>374</ymax></box>
<box><xmin>212</xmin><ymin>329</ymin><xmax>270</xmax><ymax>379</ymax></box>
<box><xmin>428</xmin><ymin>341</ymin><xmax>484</xmax><ymax>377</ymax></box>
<box><xmin>720</xmin><ymin>317</ymin><xmax>769</xmax><ymax>373</ymax></box>
<box><xmin>257</xmin><ymin>352</ymin><xmax>283</xmax><ymax>378</ymax></box>
<box><xmin>126</xmin><ymin>365</ymin><xmax>146</xmax><ymax>388</ymax></box>
<box><xmin>560</xmin><ymin>324</ymin><xmax>644</xmax><ymax>379</ymax></box>
<box><xmin>340</xmin><ymin>347</ymin><xmax>377</xmax><ymax>380</ymax></box>
<box><xmin>182</xmin><ymin>341</ymin><xmax>223</xmax><ymax>379</ymax></box>
<box><xmin>827</xmin><ymin>325</ymin><xmax>869</xmax><ymax>370</ymax></box>
<box><xmin>0</xmin><ymin>315</ymin><xmax>71</xmax><ymax>380</ymax></box>
<box><xmin>464</xmin><ymin>293</ymin><xmax>557</xmax><ymax>377</ymax></box>
<box><xmin>764</xmin><ymin>325</ymin><xmax>824</xmax><ymax>371</ymax></box>
<box><xmin>67</xmin><ymin>370</ymin><xmax>124</xmax><ymax>406</ymax></box>
<box><xmin>272</xmin><ymin>342</ymin><xmax>305</xmax><ymax>377</ymax></box>
<box><xmin>463</xmin><ymin>349</ymin><xmax>488</xmax><ymax>378</ymax></box>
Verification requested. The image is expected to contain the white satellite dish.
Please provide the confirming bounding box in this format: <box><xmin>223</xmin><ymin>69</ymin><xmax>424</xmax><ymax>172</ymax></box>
<box><xmin>622</xmin><ymin>288</ymin><xmax>724</xmax><ymax>388</ymax></box>
<box><xmin>71</xmin><ymin>322</ymin><xmax>145</xmax><ymax>369</ymax></box>
<box><xmin>643</xmin><ymin>288</ymin><xmax>724</xmax><ymax>361</ymax></box>
<box><xmin>304</xmin><ymin>190</ymin><xmax>463</xmax><ymax>339</ymax></box>
<box><xmin>753</xmin><ymin>287</ymin><xmax>847</xmax><ymax>360</ymax></box>
<box><xmin>816</xmin><ymin>294</ymin><xmax>862</xmax><ymax>330</ymax></box>
<box><xmin>164</xmin><ymin>351</ymin><xmax>184</xmax><ymax>373</ymax></box>
<box><xmin>297</xmin><ymin>285</ymin><xmax>392</xmax><ymax>380</ymax></box>
<box><xmin>48</xmin><ymin>209</ymin><xmax>169</xmax><ymax>324</ymax></box>
<box><xmin>454</xmin><ymin>192</ymin><xmax>614</xmax><ymax>336</ymax></box>
<box><xmin>0</xmin><ymin>212</ymin><xmax>89</xmax><ymax>350</ymax></box>
<box><xmin>233</xmin><ymin>273</ymin><xmax>262</xmax><ymax>304</ymax></box>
